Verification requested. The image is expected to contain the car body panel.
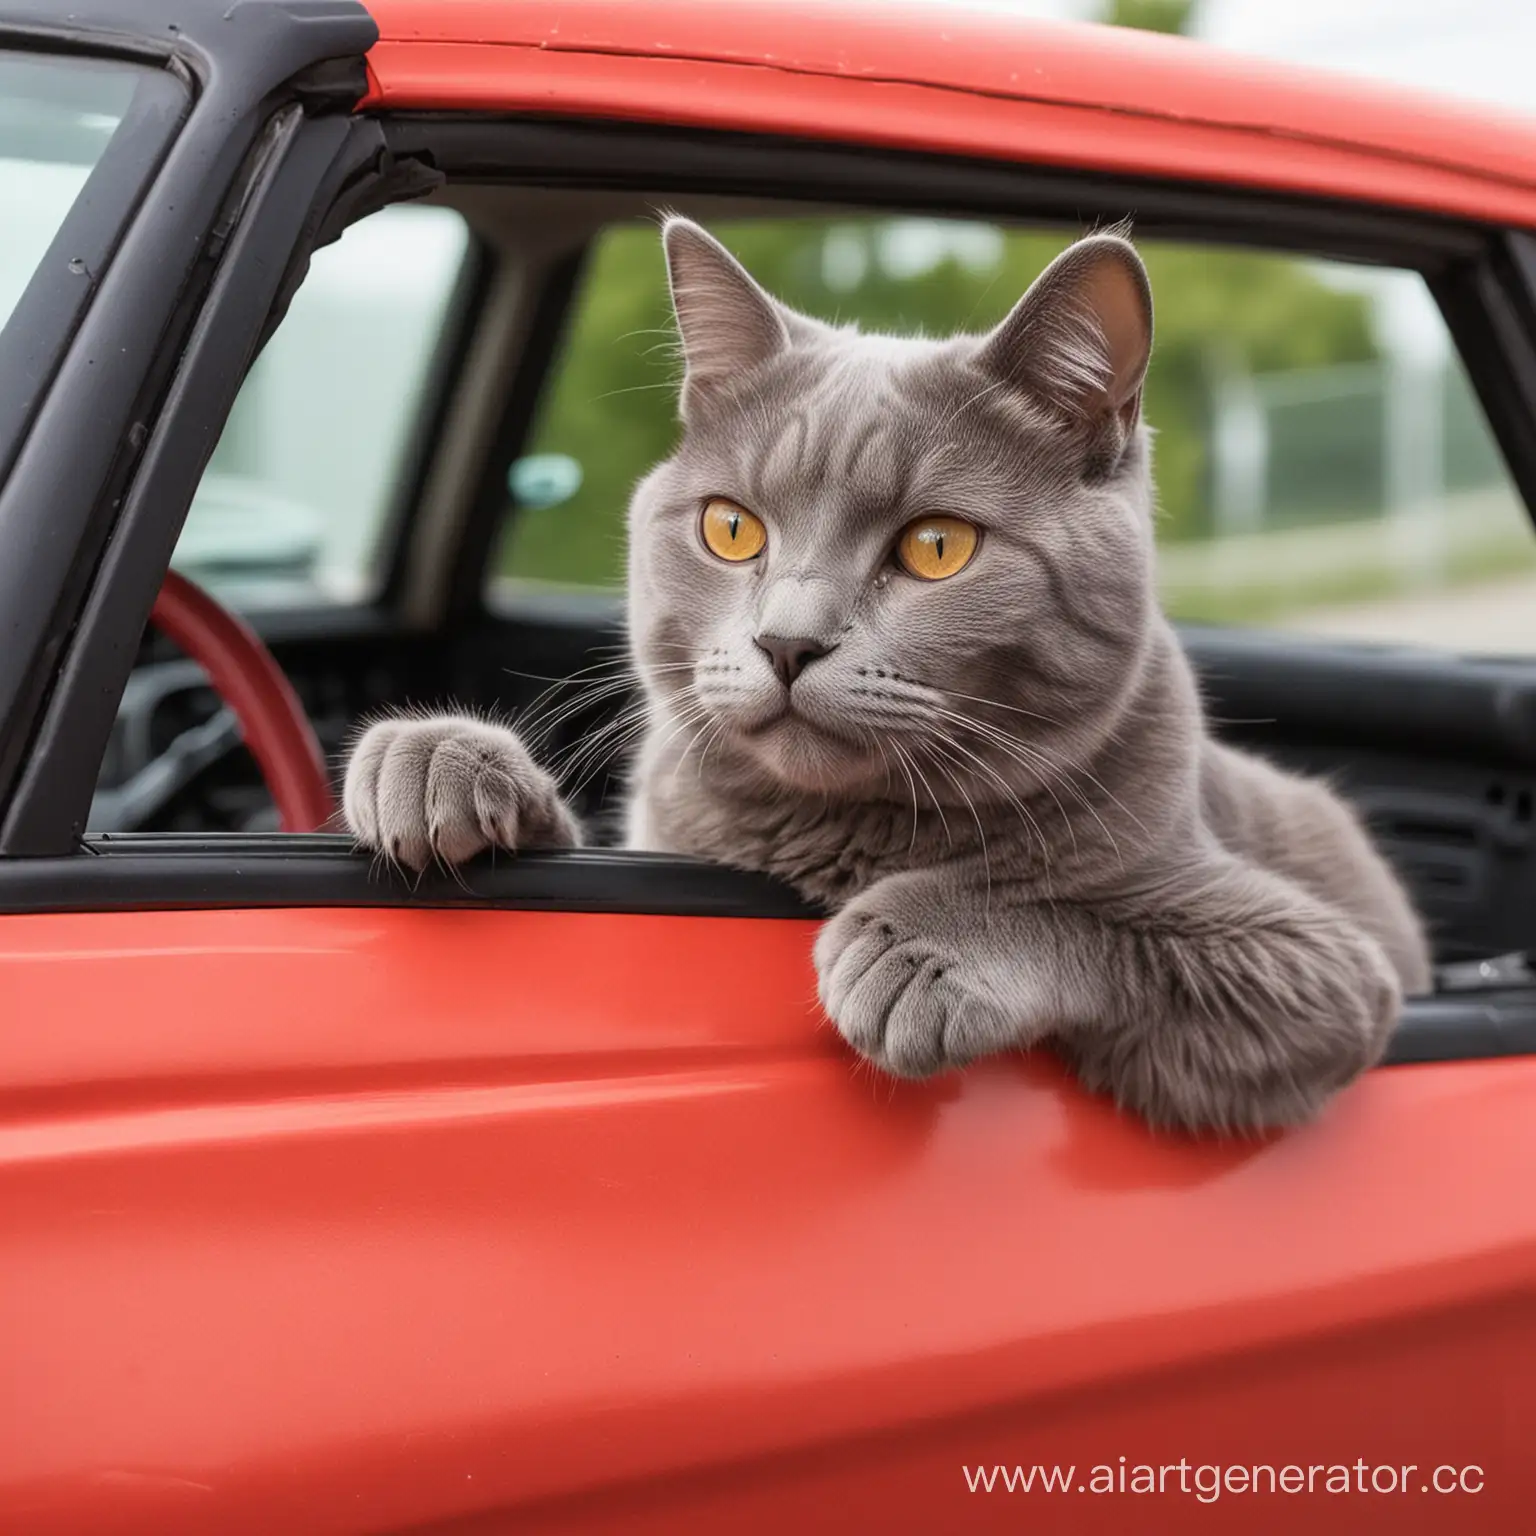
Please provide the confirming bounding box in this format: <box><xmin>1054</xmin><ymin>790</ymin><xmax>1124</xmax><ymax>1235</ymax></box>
<box><xmin>362</xmin><ymin>0</ymin><xmax>1536</xmax><ymax>227</ymax></box>
<box><xmin>2</xmin><ymin>906</ymin><xmax>1534</xmax><ymax>1530</ymax></box>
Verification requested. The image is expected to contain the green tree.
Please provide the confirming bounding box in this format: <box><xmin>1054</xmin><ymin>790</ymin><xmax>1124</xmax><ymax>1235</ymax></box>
<box><xmin>1101</xmin><ymin>0</ymin><xmax>1196</xmax><ymax>36</ymax></box>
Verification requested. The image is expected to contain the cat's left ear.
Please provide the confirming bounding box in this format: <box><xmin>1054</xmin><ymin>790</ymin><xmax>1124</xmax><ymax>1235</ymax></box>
<box><xmin>977</xmin><ymin>232</ymin><xmax>1153</xmax><ymax>460</ymax></box>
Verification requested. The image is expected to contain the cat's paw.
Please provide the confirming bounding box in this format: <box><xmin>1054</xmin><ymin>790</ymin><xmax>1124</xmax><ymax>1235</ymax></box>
<box><xmin>814</xmin><ymin>901</ymin><xmax>1019</xmax><ymax>1078</ymax></box>
<box><xmin>342</xmin><ymin>715</ymin><xmax>579</xmax><ymax>871</ymax></box>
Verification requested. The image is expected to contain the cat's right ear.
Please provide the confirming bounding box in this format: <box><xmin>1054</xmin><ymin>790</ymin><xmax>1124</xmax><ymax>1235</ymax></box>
<box><xmin>662</xmin><ymin>217</ymin><xmax>790</xmax><ymax>419</ymax></box>
<box><xmin>976</xmin><ymin>232</ymin><xmax>1153</xmax><ymax>462</ymax></box>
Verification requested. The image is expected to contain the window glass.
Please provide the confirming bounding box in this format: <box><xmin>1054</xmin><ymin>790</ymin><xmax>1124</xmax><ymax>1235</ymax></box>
<box><xmin>494</xmin><ymin>218</ymin><xmax>1531</xmax><ymax>653</ymax></box>
<box><xmin>0</xmin><ymin>54</ymin><xmax>140</xmax><ymax>329</ymax></box>
<box><xmin>175</xmin><ymin>203</ymin><xmax>471</xmax><ymax>610</ymax></box>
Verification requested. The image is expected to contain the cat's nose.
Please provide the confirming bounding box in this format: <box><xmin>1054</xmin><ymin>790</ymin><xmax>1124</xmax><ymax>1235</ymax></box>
<box><xmin>755</xmin><ymin>634</ymin><xmax>835</xmax><ymax>687</ymax></box>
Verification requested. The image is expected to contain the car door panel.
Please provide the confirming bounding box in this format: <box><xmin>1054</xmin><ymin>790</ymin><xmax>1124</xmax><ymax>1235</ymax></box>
<box><xmin>3</xmin><ymin>896</ymin><xmax>1534</xmax><ymax>1532</ymax></box>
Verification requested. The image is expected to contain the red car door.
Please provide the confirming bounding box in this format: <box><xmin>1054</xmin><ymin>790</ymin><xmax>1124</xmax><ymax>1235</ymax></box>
<box><xmin>3</xmin><ymin>866</ymin><xmax>1534</xmax><ymax>1533</ymax></box>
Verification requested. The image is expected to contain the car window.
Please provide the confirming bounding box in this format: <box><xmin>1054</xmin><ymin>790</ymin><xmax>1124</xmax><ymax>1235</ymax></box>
<box><xmin>0</xmin><ymin>53</ymin><xmax>141</xmax><ymax>330</ymax></box>
<box><xmin>491</xmin><ymin>218</ymin><xmax>1531</xmax><ymax>654</ymax></box>
<box><xmin>174</xmin><ymin>203</ymin><xmax>471</xmax><ymax>611</ymax></box>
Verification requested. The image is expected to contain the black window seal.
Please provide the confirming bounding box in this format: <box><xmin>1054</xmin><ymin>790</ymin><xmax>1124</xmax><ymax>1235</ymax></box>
<box><xmin>365</xmin><ymin>116</ymin><xmax>1536</xmax><ymax>621</ymax></box>
<box><xmin>4</xmin><ymin>832</ymin><xmax>816</xmax><ymax>919</ymax></box>
<box><xmin>0</xmin><ymin>54</ymin><xmax>189</xmax><ymax>487</ymax></box>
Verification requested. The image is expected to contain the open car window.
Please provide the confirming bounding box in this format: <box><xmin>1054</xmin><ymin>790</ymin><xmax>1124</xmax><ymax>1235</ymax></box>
<box><xmin>490</xmin><ymin>219</ymin><xmax>1531</xmax><ymax>654</ymax></box>
<box><xmin>173</xmin><ymin>203</ymin><xmax>472</xmax><ymax>612</ymax></box>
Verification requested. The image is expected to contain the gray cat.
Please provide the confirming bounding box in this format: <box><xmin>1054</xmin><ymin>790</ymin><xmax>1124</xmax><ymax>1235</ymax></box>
<box><xmin>344</xmin><ymin>217</ymin><xmax>1431</xmax><ymax>1133</ymax></box>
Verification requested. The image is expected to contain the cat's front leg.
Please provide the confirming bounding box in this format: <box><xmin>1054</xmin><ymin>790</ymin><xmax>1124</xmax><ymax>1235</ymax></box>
<box><xmin>815</xmin><ymin>859</ymin><xmax>1401</xmax><ymax>1132</ymax></box>
<box><xmin>1056</xmin><ymin>858</ymin><xmax>1401</xmax><ymax>1132</ymax></box>
<box><xmin>343</xmin><ymin>714</ymin><xmax>580</xmax><ymax>870</ymax></box>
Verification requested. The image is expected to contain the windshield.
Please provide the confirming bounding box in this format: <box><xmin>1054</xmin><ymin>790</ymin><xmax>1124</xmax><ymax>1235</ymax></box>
<box><xmin>0</xmin><ymin>53</ymin><xmax>140</xmax><ymax>329</ymax></box>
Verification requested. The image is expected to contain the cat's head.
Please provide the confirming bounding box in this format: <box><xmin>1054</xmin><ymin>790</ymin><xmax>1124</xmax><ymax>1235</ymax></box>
<box><xmin>627</xmin><ymin>216</ymin><xmax>1159</xmax><ymax>798</ymax></box>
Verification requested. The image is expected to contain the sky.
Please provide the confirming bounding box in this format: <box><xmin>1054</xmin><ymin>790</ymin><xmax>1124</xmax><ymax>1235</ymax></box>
<box><xmin>1004</xmin><ymin>0</ymin><xmax>1536</xmax><ymax>116</ymax></box>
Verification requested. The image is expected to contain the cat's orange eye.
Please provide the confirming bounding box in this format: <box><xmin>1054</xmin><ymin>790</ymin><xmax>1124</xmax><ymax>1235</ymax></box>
<box><xmin>701</xmin><ymin>497</ymin><xmax>767</xmax><ymax>563</ymax></box>
<box><xmin>896</xmin><ymin>516</ymin><xmax>979</xmax><ymax>581</ymax></box>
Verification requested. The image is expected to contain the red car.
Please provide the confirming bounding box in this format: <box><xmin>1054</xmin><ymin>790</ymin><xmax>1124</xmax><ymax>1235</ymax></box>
<box><xmin>3</xmin><ymin>1</ymin><xmax>1535</xmax><ymax>1530</ymax></box>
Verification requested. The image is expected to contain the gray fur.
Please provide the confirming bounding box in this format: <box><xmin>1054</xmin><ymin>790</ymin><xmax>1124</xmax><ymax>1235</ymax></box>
<box><xmin>344</xmin><ymin>217</ymin><xmax>1431</xmax><ymax>1134</ymax></box>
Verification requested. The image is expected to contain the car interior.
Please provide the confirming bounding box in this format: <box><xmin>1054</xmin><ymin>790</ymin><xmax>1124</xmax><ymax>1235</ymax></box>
<box><xmin>92</xmin><ymin>153</ymin><xmax>1536</xmax><ymax>1020</ymax></box>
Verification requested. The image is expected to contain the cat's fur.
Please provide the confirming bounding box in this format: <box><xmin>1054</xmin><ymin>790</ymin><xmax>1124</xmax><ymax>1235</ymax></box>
<box><xmin>344</xmin><ymin>217</ymin><xmax>1432</xmax><ymax>1133</ymax></box>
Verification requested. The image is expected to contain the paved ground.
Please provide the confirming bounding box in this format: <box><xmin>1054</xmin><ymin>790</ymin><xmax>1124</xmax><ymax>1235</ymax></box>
<box><xmin>1277</xmin><ymin>569</ymin><xmax>1536</xmax><ymax>654</ymax></box>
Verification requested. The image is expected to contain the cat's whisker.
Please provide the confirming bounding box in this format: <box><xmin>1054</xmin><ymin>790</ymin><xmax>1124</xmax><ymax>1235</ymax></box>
<box><xmin>870</xmin><ymin>735</ymin><xmax>917</xmax><ymax>854</ymax></box>
<box><xmin>888</xmin><ymin>741</ymin><xmax>925</xmax><ymax>856</ymax></box>
<box><xmin>631</xmin><ymin>691</ymin><xmax>713</xmax><ymax>769</ymax></box>
<box><xmin>518</xmin><ymin>664</ymin><xmax>692</xmax><ymax>746</ymax></box>
<box><xmin>947</xmin><ymin>739</ymin><xmax>1056</xmax><ymax>901</ymax></box>
<box><xmin>563</xmin><ymin>717</ymin><xmax>660</xmax><ymax>796</ymax></box>
<box><xmin>520</xmin><ymin>678</ymin><xmax>650</xmax><ymax>744</ymax></box>
<box><xmin>975</xmin><ymin>723</ymin><xmax>1143</xmax><ymax>866</ymax></box>
<box><xmin>915</xmin><ymin>693</ymin><xmax>1125</xmax><ymax>865</ymax></box>
<box><xmin>548</xmin><ymin>700</ymin><xmax>656</xmax><ymax>774</ymax></box>
<box><xmin>924</xmin><ymin>728</ymin><xmax>1050</xmax><ymax>886</ymax></box>
<box><xmin>500</xmin><ymin>656</ymin><xmax>639</xmax><ymax>686</ymax></box>
<box><xmin>920</xmin><ymin>703</ymin><xmax>1080</xmax><ymax>863</ymax></box>
<box><xmin>904</xmin><ymin>741</ymin><xmax>953</xmax><ymax>850</ymax></box>
<box><xmin>931</xmin><ymin>683</ymin><xmax>1147</xmax><ymax>844</ymax></box>
<box><xmin>517</xmin><ymin>671</ymin><xmax>640</xmax><ymax>722</ymax></box>
<box><xmin>643</xmin><ymin>711</ymin><xmax>721</xmax><ymax>795</ymax></box>
<box><xmin>697</xmin><ymin>714</ymin><xmax>732</xmax><ymax>779</ymax></box>
<box><xmin>847</xmin><ymin>685</ymin><xmax>1073</xmax><ymax>861</ymax></box>
<box><xmin>510</xmin><ymin>671</ymin><xmax>643</xmax><ymax>742</ymax></box>
<box><xmin>929</xmin><ymin>376</ymin><xmax>1012</xmax><ymax>436</ymax></box>
<box><xmin>555</xmin><ymin>727</ymin><xmax>643</xmax><ymax>789</ymax></box>
<box><xmin>937</xmin><ymin>684</ymin><xmax>1064</xmax><ymax>729</ymax></box>
<box><xmin>665</xmin><ymin>703</ymin><xmax>726</xmax><ymax>790</ymax></box>
<box><xmin>554</xmin><ymin>702</ymin><xmax>662</xmax><ymax>782</ymax></box>
<box><xmin>920</xmin><ymin>739</ymin><xmax>993</xmax><ymax>920</ymax></box>
<box><xmin>959</xmin><ymin>720</ymin><xmax>1121</xmax><ymax>875</ymax></box>
<box><xmin>500</xmin><ymin>651</ymin><xmax>664</xmax><ymax>704</ymax></box>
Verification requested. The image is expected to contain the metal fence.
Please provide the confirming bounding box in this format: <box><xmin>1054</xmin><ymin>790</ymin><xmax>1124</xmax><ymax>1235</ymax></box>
<box><xmin>1212</xmin><ymin>355</ymin><xmax>1507</xmax><ymax>538</ymax></box>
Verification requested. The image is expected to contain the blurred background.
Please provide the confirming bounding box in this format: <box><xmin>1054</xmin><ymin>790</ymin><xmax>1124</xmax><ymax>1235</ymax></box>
<box><xmin>174</xmin><ymin>0</ymin><xmax>1536</xmax><ymax>650</ymax></box>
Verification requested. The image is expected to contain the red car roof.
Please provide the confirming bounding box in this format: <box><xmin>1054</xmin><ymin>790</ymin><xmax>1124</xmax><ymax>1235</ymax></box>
<box><xmin>363</xmin><ymin>0</ymin><xmax>1536</xmax><ymax>226</ymax></box>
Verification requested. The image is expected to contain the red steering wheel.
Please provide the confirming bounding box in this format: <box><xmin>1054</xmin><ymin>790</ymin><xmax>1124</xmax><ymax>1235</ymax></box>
<box><xmin>150</xmin><ymin>568</ymin><xmax>335</xmax><ymax>832</ymax></box>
